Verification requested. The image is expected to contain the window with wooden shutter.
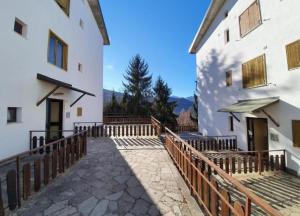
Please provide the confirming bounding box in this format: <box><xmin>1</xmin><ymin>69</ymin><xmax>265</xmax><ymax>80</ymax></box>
<box><xmin>239</xmin><ymin>0</ymin><xmax>262</xmax><ymax>37</ymax></box>
<box><xmin>292</xmin><ymin>120</ymin><xmax>300</xmax><ymax>148</ymax></box>
<box><xmin>226</xmin><ymin>71</ymin><xmax>232</xmax><ymax>87</ymax></box>
<box><xmin>242</xmin><ymin>54</ymin><xmax>267</xmax><ymax>88</ymax></box>
<box><xmin>55</xmin><ymin>0</ymin><xmax>70</xmax><ymax>15</ymax></box>
<box><xmin>286</xmin><ymin>39</ymin><xmax>300</xmax><ymax>70</ymax></box>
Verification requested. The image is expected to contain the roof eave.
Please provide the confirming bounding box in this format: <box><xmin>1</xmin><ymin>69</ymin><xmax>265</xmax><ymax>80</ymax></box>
<box><xmin>189</xmin><ymin>0</ymin><xmax>225</xmax><ymax>54</ymax></box>
<box><xmin>88</xmin><ymin>0</ymin><xmax>110</xmax><ymax>45</ymax></box>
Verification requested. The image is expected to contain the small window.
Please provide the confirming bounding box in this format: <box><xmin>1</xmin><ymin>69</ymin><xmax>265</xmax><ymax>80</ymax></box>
<box><xmin>286</xmin><ymin>39</ymin><xmax>300</xmax><ymax>70</ymax></box>
<box><xmin>79</xmin><ymin>19</ymin><xmax>84</xmax><ymax>29</ymax></box>
<box><xmin>226</xmin><ymin>71</ymin><xmax>232</xmax><ymax>87</ymax></box>
<box><xmin>239</xmin><ymin>0</ymin><xmax>262</xmax><ymax>37</ymax></box>
<box><xmin>48</xmin><ymin>31</ymin><xmax>68</xmax><ymax>70</ymax></box>
<box><xmin>14</xmin><ymin>18</ymin><xmax>27</xmax><ymax>37</ymax></box>
<box><xmin>78</xmin><ymin>63</ymin><xmax>83</xmax><ymax>72</ymax></box>
<box><xmin>55</xmin><ymin>0</ymin><xmax>70</xmax><ymax>16</ymax></box>
<box><xmin>229</xmin><ymin>116</ymin><xmax>234</xmax><ymax>131</ymax></box>
<box><xmin>7</xmin><ymin>107</ymin><xmax>22</xmax><ymax>123</ymax></box>
<box><xmin>242</xmin><ymin>54</ymin><xmax>267</xmax><ymax>88</ymax></box>
<box><xmin>292</xmin><ymin>120</ymin><xmax>300</xmax><ymax>147</ymax></box>
<box><xmin>224</xmin><ymin>29</ymin><xmax>230</xmax><ymax>44</ymax></box>
<box><xmin>224</xmin><ymin>11</ymin><xmax>229</xmax><ymax>18</ymax></box>
<box><xmin>77</xmin><ymin>107</ymin><xmax>83</xmax><ymax>117</ymax></box>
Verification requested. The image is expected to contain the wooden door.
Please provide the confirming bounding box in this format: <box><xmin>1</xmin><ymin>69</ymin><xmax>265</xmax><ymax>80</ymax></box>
<box><xmin>247</xmin><ymin>118</ymin><xmax>268</xmax><ymax>151</ymax></box>
<box><xmin>46</xmin><ymin>99</ymin><xmax>63</xmax><ymax>141</ymax></box>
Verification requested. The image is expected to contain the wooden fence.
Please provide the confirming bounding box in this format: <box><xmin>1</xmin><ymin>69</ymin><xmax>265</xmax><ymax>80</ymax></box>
<box><xmin>103</xmin><ymin>116</ymin><xmax>151</xmax><ymax>125</ymax></box>
<box><xmin>204</xmin><ymin>150</ymin><xmax>285</xmax><ymax>175</ymax></box>
<box><xmin>0</xmin><ymin>131</ymin><xmax>87</xmax><ymax>215</ymax></box>
<box><xmin>164</xmin><ymin>126</ymin><xmax>281</xmax><ymax>216</ymax></box>
<box><xmin>186</xmin><ymin>137</ymin><xmax>238</xmax><ymax>152</ymax></box>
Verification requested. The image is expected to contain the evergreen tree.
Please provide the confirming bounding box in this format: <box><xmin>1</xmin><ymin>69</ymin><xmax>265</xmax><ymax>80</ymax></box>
<box><xmin>190</xmin><ymin>94</ymin><xmax>199</xmax><ymax>123</ymax></box>
<box><xmin>104</xmin><ymin>91</ymin><xmax>121</xmax><ymax>115</ymax></box>
<box><xmin>152</xmin><ymin>77</ymin><xmax>177</xmax><ymax>124</ymax></box>
<box><xmin>120</xmin><ymin>90</ymin><xmax>129</xmax><ymax>114</ymax></box>
<box><xmin>123</xmin><ymin>55</ymin><xmax>152</xmax><ymax>116</ymax></box>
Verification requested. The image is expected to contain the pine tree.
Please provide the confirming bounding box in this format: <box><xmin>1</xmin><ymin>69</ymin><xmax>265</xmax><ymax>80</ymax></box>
<box><xmin>152</xmin><ymin>77</ymin><xmax>177</xmax><ymax>124</ymax></box>
<box><xmin>190</xmin><ymin>94</ymin><xmax>198</xmax><ymax>123</ymax></box>
<box><xmin>123</xmin><ymin>55</ymin><xmax>152</xmax><ymax>116</ymax></box>
<box><xmin>104</xmin><ymin>91</ymin><xmax>121</xmax><ymax>115</ymax></box>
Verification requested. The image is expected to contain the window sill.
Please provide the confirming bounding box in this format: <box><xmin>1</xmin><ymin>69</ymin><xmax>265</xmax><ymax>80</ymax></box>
<box><xmin>243</xmin><ymin>83</ymin><xmax>268</xmax><ymax>90</ymax></box>
<box><xmin>47</xmin><ymin>61</ymin><xmax>68</xmax><ymax>72</ymax></box>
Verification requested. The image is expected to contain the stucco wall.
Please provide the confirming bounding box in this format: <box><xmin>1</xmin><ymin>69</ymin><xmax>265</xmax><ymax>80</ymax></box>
<box><xmin>0</xmin><ymin>0</ymin><xmax>104</xmax><ymax>159</ymax></box>
<box><xmin>194</xmin><ymin>0</ymin><xmax>300</xmax><ymax>175</ymax></box>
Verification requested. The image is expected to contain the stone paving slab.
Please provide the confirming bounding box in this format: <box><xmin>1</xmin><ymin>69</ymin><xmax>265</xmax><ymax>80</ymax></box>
<box><xmin>15</xmin><ymin>137</ymin><xmax>204</xmax><ymax>216</ymax></box>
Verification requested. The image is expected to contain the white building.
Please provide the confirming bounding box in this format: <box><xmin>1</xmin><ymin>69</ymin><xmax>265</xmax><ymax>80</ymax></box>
<box><xmin>0</xmin><ymin>0</ymin><xmax>109</xmax><ymax>159</ymax></box>
<box><xmin>190</xmin><ymin>0</ymin><xmax>300</xmax><ymax>175</ymax></box>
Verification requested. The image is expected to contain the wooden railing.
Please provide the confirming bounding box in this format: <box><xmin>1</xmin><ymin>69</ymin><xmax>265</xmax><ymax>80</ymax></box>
<box><xmin>163</xmin><ymin>126</ymin><xmax>282</xmax><ymax>216</ymax></box>
<box><xmin>186</xmin><ymin>136</ymin><xmax>238</xmax><ymax>152</ymax></box>
<box><xmin>74</xmin><ymin>123</ymin><xmax>158</xmax><ymax>137</ymax></box>
<box><xmin>0</xmin><ymin>131</ymin><xmax>87</xmax><ymax>214</ymax></box>
<box><xmin>103</xmin><ymin>116</ymin><xmax>151</xmax><ymax>125</ymax></box>
<box><xmin>204</xmin><ymin>150</ymin><xmax>286</xmax><ymax>175</ymax></box>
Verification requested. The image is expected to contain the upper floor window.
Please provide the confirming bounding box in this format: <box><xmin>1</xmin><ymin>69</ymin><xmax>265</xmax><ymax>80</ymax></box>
<box><xmin>224</xmin><ymin>29</ymin><xmax>230</xmax><ymax>44</ymax></box>
<box><xmin>55</xmin><ymin>0</ymin><xmax>70</xmax><ymax>16</ymax></box>
<box><xmin>14</xmin><ymin>18</ymin><xmax>27</xmax><ymax>38</ymax></box>
<box><xmin>286</xmin><ymin>39</ymin><xmax>300</xmax><ymax>70</ymax></box>
<box><xmin>226</xmin><ymin>71</ymin><xmax>232</xmax><ymax>87</ymax></box>
<box><xmin>242</xmin><ymin>54</ymin><xmax>267</xmax><ymax>89</ymax></box>
<box><xmin>239</xmin><ymin>0</ymin><xmax>262</xmax><ymax>37</ymax></box>
<box><xmin>48</xmin><ymin>31</ymin><xmax>68</xmax><ymax>71</ymax></box>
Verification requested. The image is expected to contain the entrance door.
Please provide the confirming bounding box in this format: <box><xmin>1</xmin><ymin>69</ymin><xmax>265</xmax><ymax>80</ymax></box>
<box><xmin>46</xmin><ymin>99</ymin><xmax>63</xmax><ymax>141</ymax></box>
<box><xmin>247</xmin><ymin>118</ymin><xmax>268</xmax><ymax>151</ymax></box>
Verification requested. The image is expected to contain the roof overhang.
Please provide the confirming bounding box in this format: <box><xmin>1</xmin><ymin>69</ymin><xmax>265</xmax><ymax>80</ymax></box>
<box><xmin>36</xmin><ymin>73</ymin><xmax>95</xmax><ymax>107</ymax></box>
<box><xmin>189</xmin><ymin>0</ymin><xmax>225</xmax><ymax>54</ymax></box>
<box><xmin>218</xmin><ymin>97</ymin><xmax>280</xmax><ymax>113</ymax></box>
<box><xmin>88</xmin><ymin>0</ymin><xmax>110</xmax><ymax>45</ymax></box>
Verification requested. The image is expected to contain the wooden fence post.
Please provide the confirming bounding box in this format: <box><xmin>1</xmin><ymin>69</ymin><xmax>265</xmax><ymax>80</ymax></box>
<box><xmin>0</xmin><ymin>181</ymin><xmax>4</xmax><ymax>216</ymax></box>
<box><xmin>6</xmin><ymin>170</ymin><xmax>17</xmax><ymax>210</ymax></box>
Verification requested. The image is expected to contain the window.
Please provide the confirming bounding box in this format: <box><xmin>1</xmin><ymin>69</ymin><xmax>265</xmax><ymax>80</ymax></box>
<box><xmin>239</xmin><ymin>0</ymin><xmax>262</xmax><ymax>37</ymax></box>
<box><xmin>292</xmin><ymin>120</ymin><xmax>300</xmax><ymax>147</ymax></box>
<box><xmin>14</xmin><ymin>18</ymin><xmax>27</xmax><ymax>37</ymax></box>
<box><xmin>77</xmin><ymin>107</ymin><xmax>83</xmax><ymax>117</ymax></box>
<box><xmin>78</xmin><ymin>63</ymin><xmax>83</xmax><ymax>72</ymax></box>
<box><xmin>286</xmin><ymin>39</ymin><xmax>300</xmax><ymax>70</ymax></box>
<box><xmin>229</xmin><ymin>116</ymin><xmax>234</xmax><ymax>131</ymax></box>
<box><xmin>79</xmin><ymin>19</ymin><xmax>84</xmax><ymax>29</ymax></box>
<box><xmin>242</xmin><ymin>54</ymin><xmax>267</xmax><ymax>88</ymax></box>
<box><xmin>48</xmin><ymin>31</ymin><xmax>68</xmax><ymax>70</ymax></box>
<box><xmin>224</xmin><ymin>29</ymin><xmax>230</xmax><ymax>44</ymax></box>
<box><xmin>226</xmin><ymin>71</ymin><xmax>232</xmax><ymax>87</ymax></box>
<box><xmin>55</xmin><ymin>0</ymin><xmax>70</xmax><ymax>16</ymax></box>
<box><xmin>7</xmin><ymin>107</ymin><xmax>22</xmax><ymax>123</ymax></box>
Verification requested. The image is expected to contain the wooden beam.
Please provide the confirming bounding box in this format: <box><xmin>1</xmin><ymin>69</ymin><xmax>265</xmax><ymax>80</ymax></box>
<box><xmin>261</xmin><ymin>109</ymin><xmax>280</xmax><ymax>127</ymax></box>
<box><xmin>230</xmin><ymin>112</ymin><xmax>240</xmax><ymax>122</ymax></box>
<box><xmin>36</xmin><ymin>86</ymin><xmax>59</xmax><ymax>106</ymax></box>
<box><xmin>70</xmin><ymin>93</ymin><xmax>86</xmax><ymax>107</ymax></box>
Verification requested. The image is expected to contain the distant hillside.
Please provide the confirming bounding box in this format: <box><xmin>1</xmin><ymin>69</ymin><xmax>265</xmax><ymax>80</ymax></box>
<box><xmin>103</xmin><ymin>89</ymin><xmax>194</xmax><ymax>115</ymax></box>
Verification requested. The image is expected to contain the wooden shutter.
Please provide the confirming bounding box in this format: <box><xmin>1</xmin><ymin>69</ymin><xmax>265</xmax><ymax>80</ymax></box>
<box><xmin>242</xmin><ymin>54</ymin><xmax>266</xmax><ymax>88</ymax></box>
<box><xmin>239</xmin><ymin>0</ymin><xmax>261</xmax><ymax>37</ymax></box>
<box><xmin>286</xmin><ymin>39</ymin><xmax>300</xmax><ymax>70</ymax></box>
<box><xmin>55</xmin><ymin>0</ymin><xmax>70</xmax><ymax>15</ymax></box>
<box><xmin>292</xmin><ymin>120</ymin><xmax>300</xmax><ymax>147</ymax></box>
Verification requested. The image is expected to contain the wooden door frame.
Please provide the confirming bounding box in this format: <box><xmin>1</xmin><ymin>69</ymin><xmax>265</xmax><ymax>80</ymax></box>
<box><xmin>46</xmin><ymin>98</ymin><xmax>63</xmax><ymax>140</ymax></box>
<box><xmin>246</xmin><ymin>117</ymin><xmax>269</xmax><ymax>151</ymax></box>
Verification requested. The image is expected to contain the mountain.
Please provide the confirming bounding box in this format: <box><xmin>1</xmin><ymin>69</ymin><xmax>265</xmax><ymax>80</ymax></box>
<box><xmin>103</xmin><ymin>89</ymin><xmax>194</xmax><ymax>115</ymax></box>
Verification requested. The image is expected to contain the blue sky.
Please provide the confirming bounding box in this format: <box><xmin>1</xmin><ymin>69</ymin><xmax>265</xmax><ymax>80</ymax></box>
<box><xmin>101</xmin><ymin>0</ymin><xmax>211</xmax><ymax>97</ymax></box>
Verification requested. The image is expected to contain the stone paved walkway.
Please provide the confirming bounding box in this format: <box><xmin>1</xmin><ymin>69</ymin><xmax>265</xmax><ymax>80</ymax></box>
<box><xmin>15</xmin><ymin>137</ymin><xmax>203</xmax><ymax>216</ymax></box>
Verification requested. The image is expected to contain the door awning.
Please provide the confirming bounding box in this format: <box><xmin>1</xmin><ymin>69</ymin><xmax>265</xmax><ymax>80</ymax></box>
<box><xmin>218</xmin><ymin>97</ymin><xmax>280</xmax><ymax>127</ymax></box>
<box><xmin>36</xmin><ymin>73</ymin><xmax>95</xmax><ymax>107</ymax></box>
<box><xmin>218</xmin><ymin>97</ymin><xmax>279</xmax><ymax>113</ymax></box>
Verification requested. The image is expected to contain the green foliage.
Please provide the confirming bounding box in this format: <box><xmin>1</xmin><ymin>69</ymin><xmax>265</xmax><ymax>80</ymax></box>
<box><xmin>103</xmin><ymin>91</ymin><xmax>122</xmax><ymax>115</ymax></box>
<box><xmin>152</xmin><ymin>76</ymin><xmax>177</xmax><ymax>125</ymax></box>
<box><xmin>190</xmin><ymin>94</ymin><xmax>198</xmax><ymax>123</ymax></box>
<box><xmin>123</xmin><ymin>54</ymin><xmax>152</xmax><ymax>116</ymax></box>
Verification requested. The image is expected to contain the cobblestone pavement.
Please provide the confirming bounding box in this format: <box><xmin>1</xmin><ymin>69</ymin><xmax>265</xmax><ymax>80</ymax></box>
<box><xmin>15</xmin><ymin>137</ymin><xmax>203</xmax><ymax>216</ymax></box>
